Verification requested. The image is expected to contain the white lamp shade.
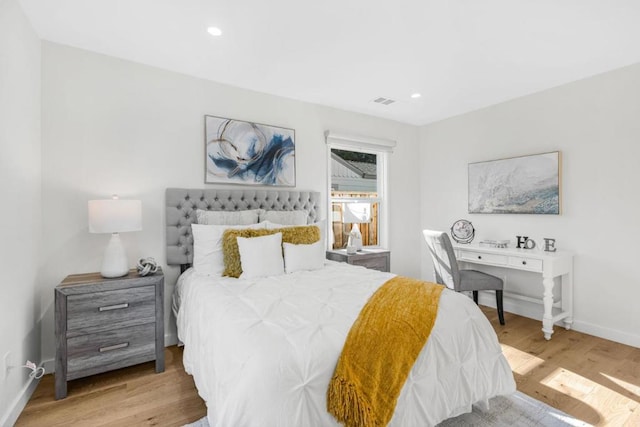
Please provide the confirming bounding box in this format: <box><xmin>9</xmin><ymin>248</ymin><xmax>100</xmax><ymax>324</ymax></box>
<box><xmin>343</xmin><ymin>203</ymin><xmax>371</xmax><ymax>224</ymax></box>
<box><xmin>88</xmin><ymin>199</ymin><xmax>142</xmax><ymax>234</ymax></box>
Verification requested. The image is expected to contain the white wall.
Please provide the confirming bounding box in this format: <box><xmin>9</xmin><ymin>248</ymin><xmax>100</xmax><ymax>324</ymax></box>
<box><xmin>40</xmin><ymin>42</ymin><xmax>421</xmax><ymax>363</ymax></box>
<box><xmin>0</xmin><ymin>0</ymin><xmax>42</xmax><ymax>424</ymax></box>
<box><xmin>419</xmin><ymin>63</ymin><xmax>640</xmax><ymax>347</ymax></box>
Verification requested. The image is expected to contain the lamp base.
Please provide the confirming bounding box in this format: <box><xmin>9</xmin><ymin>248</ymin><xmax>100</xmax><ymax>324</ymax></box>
<box><xmin>348</xmin><ymin>224</ymin><xmax>363</xmax><ymax>251</ymax></box>
<box><xmin>101</xmin><ymin>233</ymin><xmax>130</xmax><ymax>278</ymax></box>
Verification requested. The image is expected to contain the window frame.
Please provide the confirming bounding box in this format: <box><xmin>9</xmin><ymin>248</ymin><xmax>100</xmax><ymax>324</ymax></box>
<box><xmin>325</xmin><ymin>131</ymin><xmax>395</xmax><ymax>250</ymax></box>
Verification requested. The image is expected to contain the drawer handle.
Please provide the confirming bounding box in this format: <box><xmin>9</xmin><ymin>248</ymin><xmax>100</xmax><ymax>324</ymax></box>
<box><xmin>99</xmin><ymin>342</ymin><xmax>129</xmax><ymax>353</ymax></box>
<box><xmin>522</xmin><ymin>260</ymin><xmax>527</xmax><ymax>265</ymax></box>
<box><xmin>99</xmin><ymin>303</ymin><xmax>129</xmax><ymax>312</ymax></box>
<box><xmin>477</xmin><ymin>255</ymin><xmax>482</xmax><ymax>260</ymax></box>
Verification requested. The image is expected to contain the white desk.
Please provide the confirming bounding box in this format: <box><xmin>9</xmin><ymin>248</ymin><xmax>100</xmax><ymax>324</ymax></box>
<box><xmin>452</xmin><ymin>243</ymin><xmax>574</xmax><ymax>340</ymax></box>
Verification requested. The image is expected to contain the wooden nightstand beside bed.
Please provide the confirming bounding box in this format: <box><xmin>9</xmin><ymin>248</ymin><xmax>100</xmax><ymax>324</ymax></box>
<box><xmin>326</xmin><ymin>248</ymin><xmax>390</xmax><ymax>272</ymax></box>
<box><xmin>54</xmin><ymin>269</ymin><xmax>164</xmax><ymax>399</ymax></box>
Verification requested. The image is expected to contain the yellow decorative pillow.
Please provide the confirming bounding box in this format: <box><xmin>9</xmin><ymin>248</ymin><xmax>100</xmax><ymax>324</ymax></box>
<box><xmin>222</xmin><ymin>225</ymin><xmax>321</xmax><ymax>278</ymax></box>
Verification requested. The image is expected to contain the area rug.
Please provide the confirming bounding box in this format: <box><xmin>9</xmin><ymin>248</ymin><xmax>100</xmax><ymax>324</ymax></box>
<box><xmin>183</xmin><ymin>391</ymin><xmax>591</xmax><ymax>427</ymax></box>
<box><xmin>437</xmin><ymin>391</ymin><xmax>590</xmax><ymax>426</ymax></box>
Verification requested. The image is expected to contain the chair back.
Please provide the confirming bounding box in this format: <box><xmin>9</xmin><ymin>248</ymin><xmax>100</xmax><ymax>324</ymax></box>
<box><xmin>422</xmin><ymin>229</ymin><xmax>461</xmax><ymax>291</ymax></box>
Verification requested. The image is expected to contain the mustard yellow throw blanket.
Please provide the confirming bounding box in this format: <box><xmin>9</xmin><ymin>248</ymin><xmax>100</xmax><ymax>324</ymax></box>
<box><xmin>327</xmin><ymin>276</ymin><xmax>445</xmax><ymax>427</ymax></box>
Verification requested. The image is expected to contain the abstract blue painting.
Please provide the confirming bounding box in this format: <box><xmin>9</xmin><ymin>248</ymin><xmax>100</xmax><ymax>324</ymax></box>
<box><xmin>205</xmin><ymin>115</ymin><xmax>295</xmax><ymax>186</ymax></box>
<box><xmin>468</xmin><ymin>151</ymin><xmax>561</xmax><ymax>214</ymax></box>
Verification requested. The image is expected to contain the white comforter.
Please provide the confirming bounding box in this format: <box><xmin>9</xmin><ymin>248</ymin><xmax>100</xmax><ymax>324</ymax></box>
<box><xmin>176</xmin><ymin>262</ymin><xmax>515</xmax><ymax>427</ymax></box>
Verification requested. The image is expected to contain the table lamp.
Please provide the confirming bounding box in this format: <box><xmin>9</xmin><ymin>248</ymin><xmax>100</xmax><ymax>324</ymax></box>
<box><xmin>343</xmin><ymin>202</ymin><xmax>371</xmax><ymax>251</ymax></box>
<box><xmin>88</xmin><ymin>196</ymin><xmax>142</xmax><ymax>278</ymax></box>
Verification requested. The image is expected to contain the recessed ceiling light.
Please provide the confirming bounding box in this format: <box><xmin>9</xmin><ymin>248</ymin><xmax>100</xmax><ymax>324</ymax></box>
<box><xmin>411</xmin><ymin>93</ymin><xmax>421</xmax><ymax>99</ymax></box>
<box><xmin>207</xmin><ymin>27</ymin><xmax>222</xmax><ymax>37</ymax></box>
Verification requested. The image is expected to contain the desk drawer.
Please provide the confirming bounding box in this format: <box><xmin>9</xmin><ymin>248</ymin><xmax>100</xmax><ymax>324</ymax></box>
<box><xmin>66</xmin><ymin>323</ymin><xmax>155</xmax><ymax>380</ymax></box>
<box><xmin>67</xmin><ymin>286</ymin><xmax>156</xmax><ymax>332</ymax></box>
<box><xmin>508</xmin><ymin>256</ymin><xmax>543</xmax><ymax>272</ymax></box>
<box><xmin>458</xmin><ymin>250</ymin><xmax>507</xmax><ymax>265</ymax></box>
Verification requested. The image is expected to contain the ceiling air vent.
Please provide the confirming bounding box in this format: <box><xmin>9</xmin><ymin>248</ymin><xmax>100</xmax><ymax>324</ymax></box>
<box><xmin>372</xmin><ymin>97</ymin><xmax>396</xmax><ymax>106</ymax></box>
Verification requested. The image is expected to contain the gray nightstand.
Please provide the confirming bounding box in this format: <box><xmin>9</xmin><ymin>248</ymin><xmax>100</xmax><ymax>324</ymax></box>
<box><xmin>326</xmin><ymin>249</ymin><xmax>390</xmax><ymax>272</ymax></box>
<box><xmin>55</xmin><ymin>269</ymin><xmax>164</xmax><ymax>399</ymax></box>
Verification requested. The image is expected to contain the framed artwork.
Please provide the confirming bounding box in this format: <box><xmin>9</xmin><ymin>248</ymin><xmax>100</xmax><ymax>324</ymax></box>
<box><xmin>468</xmin><ymin>151</ymin><xmax>561</xmax><ymax>214</ymax></box>
<box><xmin>205</xmin><ymin>115</ymin><xmax>296</xmax><ymax>186</ymax></box>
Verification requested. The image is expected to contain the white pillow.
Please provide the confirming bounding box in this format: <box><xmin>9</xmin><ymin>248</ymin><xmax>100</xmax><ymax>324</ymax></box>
<box><xmin>192</xmin><ymin>222</ymin><xmax>265</xmax><ymax>276</ymax></box>
<box><xmin>259</xmin><ymin>210</ymin><xmax>308</xmax><ymax>225</ymax></box>
<box><xmin>263</xmin><ymin>220</ymin><xmax>285</xmax><ymax>230</ymax></box>
<box><xmin>283</xmin><ymin>240</ymin><xmax>325</xmax><ymax>273</ymax></box>
<box><xmin>196</xmin><ymin>208</ymin><xmax>262</xmax><ymax>225</ymax></box>
<box><xmin>237</xmin><ymin>233</ymin><xmax>285</xmax><ymax>279</ymax></box>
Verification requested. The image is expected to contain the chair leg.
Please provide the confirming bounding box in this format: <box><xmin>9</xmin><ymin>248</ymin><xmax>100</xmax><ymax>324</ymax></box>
<box><xmin>496</xmin><ymin>290</ymin><xmax>505</xmax><ymax>325</ymax></box>
<box><xmin>472</xmin><ymin>291</ymin><xmax>479</xmax><ymax>305</ymax></box>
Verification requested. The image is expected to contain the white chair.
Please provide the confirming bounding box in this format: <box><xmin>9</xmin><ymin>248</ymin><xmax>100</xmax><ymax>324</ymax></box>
<box><xmin>423</xmin><ymin>229</ymin><xmax>505</xmax><ymax>325</ymax></box>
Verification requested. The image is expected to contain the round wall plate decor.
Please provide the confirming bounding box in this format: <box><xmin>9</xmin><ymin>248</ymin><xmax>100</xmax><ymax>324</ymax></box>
<box><xmin>451</xmin><ymin>219</ymin><xmax>475</xmax><ymax>244</ymax></box>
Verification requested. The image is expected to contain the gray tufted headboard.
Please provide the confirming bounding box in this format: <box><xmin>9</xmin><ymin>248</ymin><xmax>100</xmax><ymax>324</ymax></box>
<box><xmin>166</xmin><ymin>188</ymin><xmax>321</xmax><ymax>269</ymax></box>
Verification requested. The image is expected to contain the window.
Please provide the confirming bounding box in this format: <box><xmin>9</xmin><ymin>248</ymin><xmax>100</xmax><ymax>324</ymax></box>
<box><xmin>325</xmin><ymin>132</ymin><xmax>395</xmax><ymax>250</ymax></box>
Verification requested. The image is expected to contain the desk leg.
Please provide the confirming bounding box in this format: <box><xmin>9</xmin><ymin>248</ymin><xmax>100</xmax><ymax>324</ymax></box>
<box><xmin>562</xmin><ymin>271</ymin><xmax>574</xmax><ymax>330</ymax></box>
<box><xmin>542</xmin><ymin>276</ymin><xmax>555</xmax><ymax>340</ymax></box>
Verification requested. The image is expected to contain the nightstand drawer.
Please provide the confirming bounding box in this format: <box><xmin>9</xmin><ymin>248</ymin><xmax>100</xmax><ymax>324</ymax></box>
<box><xmin>67</xmin><ymin>286</ymin><xmax>155</xmax><ymax>333</ymax></box>
<box><xmin>66</xmin><ymin>323</ymin><xmax>156</xmax><ymax>380</ymax></box>
<box><xmin>350</xmin><ymin>256</ymin><xmax>388</xmax><ymax>271</ymax></box>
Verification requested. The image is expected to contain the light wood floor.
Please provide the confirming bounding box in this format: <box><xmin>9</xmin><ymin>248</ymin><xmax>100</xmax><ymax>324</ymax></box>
<box><xmin>16</xmin><ymin>346</ymin><xmax>206</xmax><ymax>426</ymax></box>
<box><xmin>17</xmin><ymin>308</ymin><xmax>640</xmax><ymax>426</ymax></box>
<box><xmin>481</xmin><ymin>306</ymin><xmax>640</xmax><ymax>426</ymax></box>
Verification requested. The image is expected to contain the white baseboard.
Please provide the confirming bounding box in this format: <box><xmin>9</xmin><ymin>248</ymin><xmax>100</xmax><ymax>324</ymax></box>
<box><xmin>570</xmin><ymin>319</ymin><xmax>640</xmax><ymax>348</ymax></box>
<box><xmin>43</xmin><ymin>358</ymin><xmax>55</xmax><ymax>375</ymax></box>
<box><xmin>478</xmin><ymin>292</ymin><xmax>640</xmax><ymax>347</ymax></box>
<box><xmin>478</xmin><ymin>292</ymin><xmax>544</xmax><ymax>325</ymax></box>
<box><xmin>165</xmin><ymin>332</ymin><xmax>178</xmax><ymax>347</ymax></box>
<box><xmin>0</xmin><ymin>362</ymin><xmax>44</xmax><ymax>427</ymax></box>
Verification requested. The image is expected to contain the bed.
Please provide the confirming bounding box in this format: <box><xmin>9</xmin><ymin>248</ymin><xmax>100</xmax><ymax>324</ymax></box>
<box><xmin>166</xmin><ymin>188</ymin><xmax>516</xmax><ymax>427</ymax></box>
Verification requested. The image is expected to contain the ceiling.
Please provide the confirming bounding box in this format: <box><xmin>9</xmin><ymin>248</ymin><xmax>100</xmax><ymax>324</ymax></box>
<box><xmin>19</xmin><ymin>0</ymin><xmax>640</xmax><ymax>126</ymax></box>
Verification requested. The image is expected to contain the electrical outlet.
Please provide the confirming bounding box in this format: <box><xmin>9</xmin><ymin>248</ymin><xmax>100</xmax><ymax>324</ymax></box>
<box><xmin>1</xmin><ymin>351</ymin><xmax>10</xmax><ymax>382</ymax></box>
